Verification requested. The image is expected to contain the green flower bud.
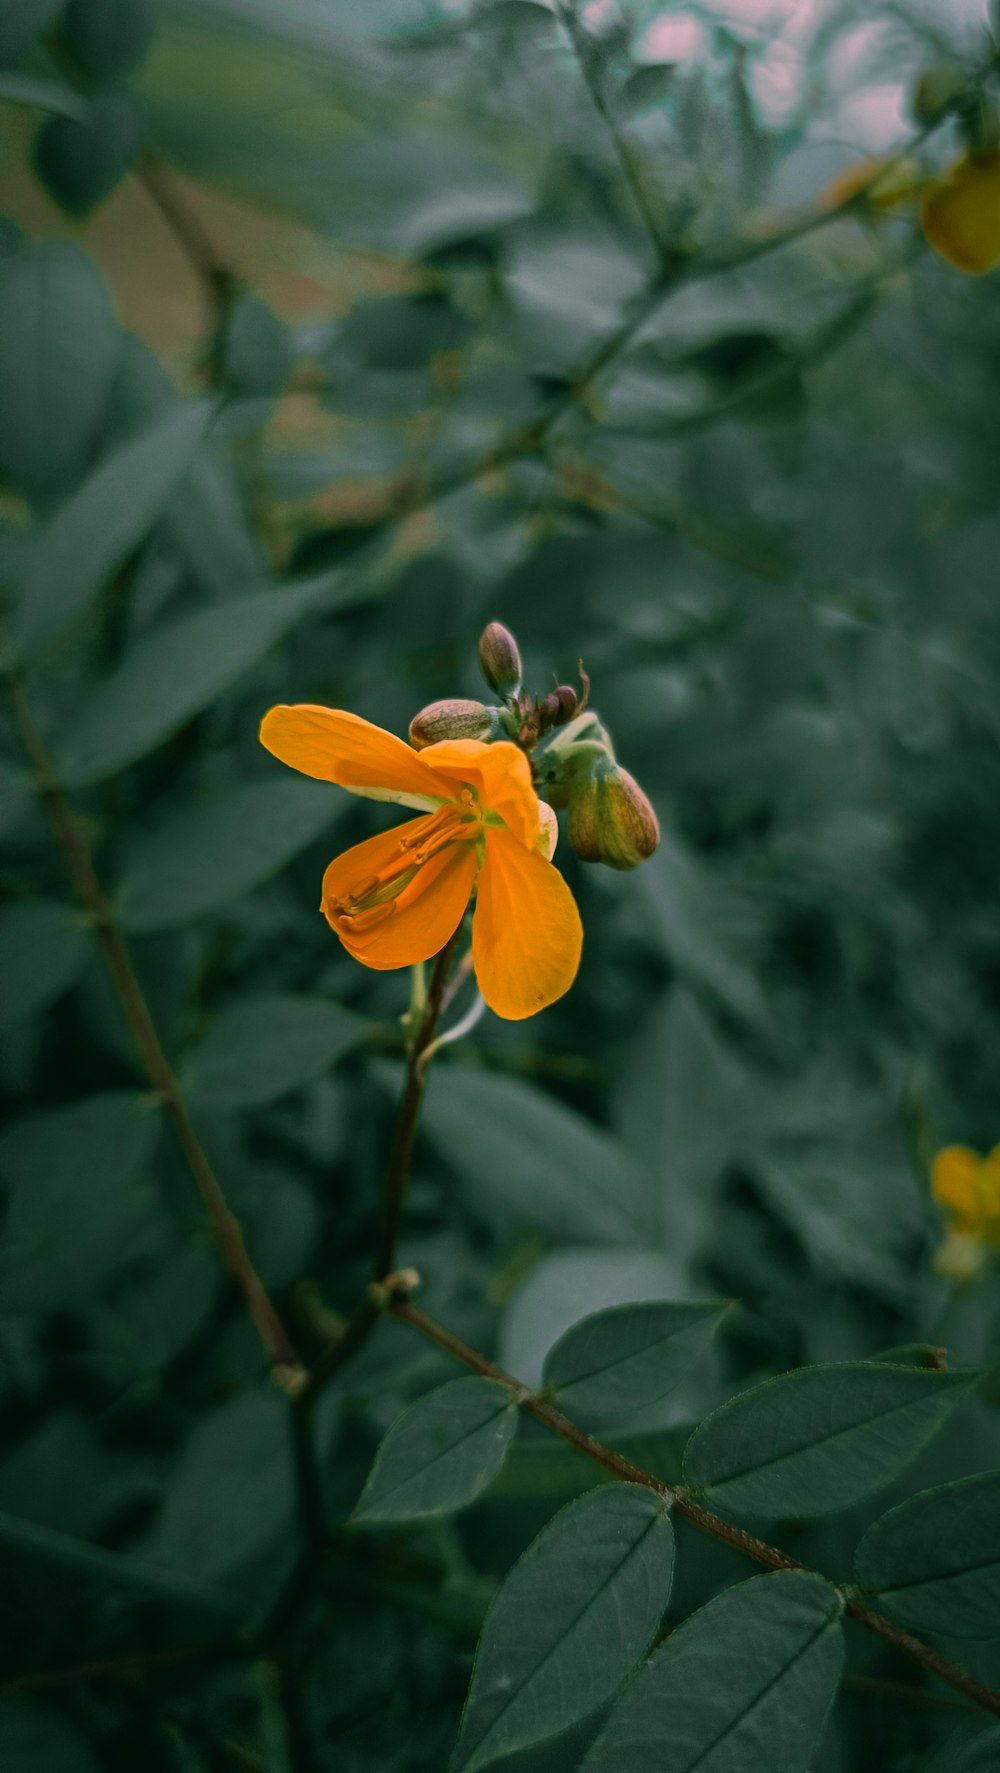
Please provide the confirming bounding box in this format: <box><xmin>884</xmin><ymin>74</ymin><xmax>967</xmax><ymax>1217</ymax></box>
<box><xmin>408</xmin><ymin>698</ymin><xmax>501</xmax><ymax>750</ymax></box>
<box><xmin>478</xmin><ymin>621</ymin><xmax>523</xmax><ymax>700</ymax></box>
<box><xmin>566</xmin><ymin>752</ymin><xmax>659</xmax><ymax>871</ymax></box>
<box><xmin>960</xmin><ymin>89</ymin><xmax>1000</xmax><ymax>156</ymax></box>
<box><xmin>911</xmin><ymin>61</ymin><xmax>966</xmax><ymax>127</ymax></box>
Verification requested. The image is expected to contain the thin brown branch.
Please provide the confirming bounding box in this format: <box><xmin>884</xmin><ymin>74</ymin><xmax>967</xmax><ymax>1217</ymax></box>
<box><xmin>0</xmin><ymin>1641</ymin><xmax>237</xmax><ymax>1696</ymax></box>
<box><xmin>5</xmin><ymin>676</ymin><xmax>303</xmax><ymax>1389</ymax></box>
<box><xmin>390</xmin><ymin>1297</ymin><xmax>1000</xmax><ymax>1721</ymax></box>
<box><xmin>136</xmin><ymin>153</ymin><xmax>240</xmax><ymax>385</ymax></box>
<box><xmin>555</xmin><ymin>0</ymin><xmax>672</xmax><ymax>268</ymax></box>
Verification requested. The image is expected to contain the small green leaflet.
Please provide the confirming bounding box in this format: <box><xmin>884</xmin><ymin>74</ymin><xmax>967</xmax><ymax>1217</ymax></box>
<box><xmin>184</xmin><ymin>994</ymin><xmax>367</xmax><ymax>1111</ymax></box>
<box><xmin>855</xmin><ymin>1469</ymin><xmax>1000</xmax><ymax>1638</ymax></box>
<box><xmin>581</xmin><ymin>1571</ymin><xmax>844</xmax><ymax>1773</ymax></box>
<box><xmin>542</xmin><ymin>1299</ymin><xmax>730</xmax><ymax>1423</ymax></box>
<box><xmin>451</xmin><ymin>1484</ymin><xmax>674</xmax><ymax>1772</ymax></box>
<box><xmin>56</xmin><ymin>574</ymin><xmax>336</xmax><ymax>786</ymax></box>
<box><xmin>683</xmin><ymin>1362</ymin><xmax>974</xmax><ymax>1519</ymax></box>
<box><xmin>0</xmin><ymin>900</ymin><xmax>90</xmax><ymax>1036</ymax></box>
<box><xmin>353</xmin><ymin>1378</ymin><xmax>518</xmax><ymax>1525</ymax></box>
<box><xmin>15</xmin><ymin>400</ymin><xmax>216</xmax><ymax>660</ymax></box>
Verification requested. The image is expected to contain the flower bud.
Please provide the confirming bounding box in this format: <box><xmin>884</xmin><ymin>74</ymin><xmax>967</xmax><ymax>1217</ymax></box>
<box><xmin>911</xmin><ymin>61</ymin><xmax>966</xmax><ymax>127</ymax></box>
<box><xmin>566</xmin><ymin>753</ymin><xmax>660</xmax><ymax>871</ymax></box>
<box><xmin>408</xmin><ymin>699</ymin><xmax>500</xmax><ymax>750</ymax></box>
<box><xmin>478</xmin><ymin>621</ymin><xmax>523</xmax><ymax>700</ymax></box>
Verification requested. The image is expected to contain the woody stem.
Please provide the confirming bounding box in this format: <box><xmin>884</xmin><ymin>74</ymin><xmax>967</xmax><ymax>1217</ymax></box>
<box><xmin>4</xmin><ymin>674</ymin><xmax>303</xmax><ymax>1388</ymax></box>
<box><xmin>373</xmin><ymin>929</ymin><xmax>461</xmax><ymax>1282</ymax></box>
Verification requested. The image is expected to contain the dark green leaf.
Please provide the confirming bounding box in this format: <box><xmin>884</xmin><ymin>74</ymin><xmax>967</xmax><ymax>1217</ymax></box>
<box><xmin>15</xmin><ymin>400</ymin><xmax>215</xmax><ymax>660</ymax></box>
<box><xmin>855</xmin><ymin>1469</ymin><xmax>1000</xmax><ymax>1638</ymax></box>
<box><xmin>0</xmin><ymin>1092</ymin><xmax>164</xmax><ymax>1311</ymax></box>
<box><xmin>224</xmin><ymin>295</ymin><xmax>295</xmax><ymax>396</ymax></box>
<box><xmin>422</xmin><ymin>1067</ymin><xmax>654</xmax><ymax>1245</ymax></box>
<box><xmin>0</xmin><ymin>1698</ymin><xmax>104</xmax><ymax>1772</ymax></box>
<box><xmin>0</xmin><ymin>899</ymin><xmax>89</xmax><ymax>1035</ymax></box>
<box><xmin>683</xmin><ymin>1364</ymin><xmax>974</xmax><ymax>1519</ymax></box>
<box><xmin>453</xmin><ymin>1485</ymin><xmax>674</xmax><ymax>1771</ymax></box>
<box><xmin>33</xmin><ymin>92</ymin><xmax>145</xmax><ymax>218</ymax></box>
<box><xmin>57</xmin><ymin>574</ymin><xmax>337</xmax><ymax>786</ymax></box>
<box><xmin>62</xmin><ymin>0</ymin><xmax>157</xmax><ymax>80</ymax></box>
<box><xmin>582</xmin><ymin>1571</ymin><xmax>844</xmax><ymax>1773</ymax></box>
<box><xmin>0</xmin><ymin>73</ymin><xmax>88</xmax><ymax>117</ymax></box>
<box><xmin>542</xmin><ymin>1300</ymin><xmax>730</xmax><ymax>1423</ymax></box>
<box><xmin>0</xmin><ymin>0</ymin><xmax>64</xmax><ymax>60</ymax></box>
<box><xmin>185</xmin><ymin>993</ymin><xmax>367</xmax><ymax>1109</ymax></box>
<box><xmin>933</xmin><ymin>1720</ymin><xmax>1000</xmax><ymax>1772</ymax></box>
<box><xmin>137</xmin><ymin>1387</ymin><xmax>296</xmax><ymax>1608</ymax></box>
<box><xmin>115</xmin><ymin>774</ymin><xmax>339</xmax><ymax>931</ymax></box>
<box><xmin>0</xmin><ymin>241</ymin><xmax>121</xmax><ymax>505</ymax></box>
<box><xmin>353</xmin><ymin>1377</ymin><xmax>518</xmax><ymax>1524</ymax></box>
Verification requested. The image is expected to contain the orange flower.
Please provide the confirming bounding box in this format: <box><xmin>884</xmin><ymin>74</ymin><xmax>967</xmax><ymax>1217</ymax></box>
<box><xmin>260</xmin><ymin>705</ymin><xmax>582</xmax><ymax>1020</ymax></box>
<box><xmin>921</xmin><ymin>151</ymin><xmax>1000</xmax><ymax>273</ymax></box>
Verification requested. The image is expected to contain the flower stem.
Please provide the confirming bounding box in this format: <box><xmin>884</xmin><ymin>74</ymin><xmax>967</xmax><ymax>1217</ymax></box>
<box><xmin>5</xmin><ymin>674</ymin><xmax>303</xmax><ymax>1389</ymax></box>
<box><xmin>374</xmin><ymin>930</ymin><xmax>461</xmax><ymax>1282</ymax></box>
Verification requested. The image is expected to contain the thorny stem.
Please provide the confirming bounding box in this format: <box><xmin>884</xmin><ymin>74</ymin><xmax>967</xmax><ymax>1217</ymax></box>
<box><xmin>5</xmin><ymin>675</ymin><xmax>304</xmax><ymax>1390</ymax></box>
<box><xmin>391</xmin><ymin>1298</ymin><xmax>1000</xmax><ymax>1721</ymax></box>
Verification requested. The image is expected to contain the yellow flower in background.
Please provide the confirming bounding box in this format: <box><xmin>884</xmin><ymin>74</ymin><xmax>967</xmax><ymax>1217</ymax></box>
<box><xmin>260</xmin><ymin>705</ymin><xmax>582</xmax><ymax>1021</ymax></box>
<box><xmin>932</xmin><ymin>1144</ymin><xmax>1000</xmax><ymax>1282</ymax></box>
<box><xmin>921</xmin><ymin>151</ymin><xmax>1000</xmax><ymax>273</ymax></box>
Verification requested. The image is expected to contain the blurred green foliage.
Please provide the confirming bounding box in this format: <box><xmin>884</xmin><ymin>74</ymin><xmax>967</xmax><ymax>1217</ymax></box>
<box><xmin>3</xmin><ymin>0</ymin><xmax>1000</xmax><ymax>1768</ymax></box>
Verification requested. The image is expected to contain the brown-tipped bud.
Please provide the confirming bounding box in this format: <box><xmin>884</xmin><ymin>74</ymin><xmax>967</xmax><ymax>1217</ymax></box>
<box><xmin>566</xmin><ymin>754</ymin><xmax>660</xmax><ymax>870</ymax></box>
<box><xmin>409</xmin><ymin>698</ymin><xmax>500</xmax><ymax>749</ymax></box>
<box><xmin>478</xmin><ymin>621</ymin><xmax>523</xmax><ymax>700</ymax></box>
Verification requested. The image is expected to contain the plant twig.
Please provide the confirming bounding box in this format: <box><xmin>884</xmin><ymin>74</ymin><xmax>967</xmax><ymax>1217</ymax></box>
<box><xmin>390</xmin><ymin>1297</ymin><xmax>1000</xmax><ymax>1721</ymax></box>
<box><xmin>0</xmin><ymin>1641</ymin><xmax>238</xmax><ymax>1696</ymax></box>
<box><xmin>136</xmin><ymin>153</ymin><xmax>240</xmax><ymax>384</ymax></box>
<box><xmin>555</xmin><ymin>0</ymin><xmax>673</xmax><ymax>268</ymax></box>
<box><xmin>5</xmin><ymin>675</ymin><xmax>304</xmax><ymax>1390</ymax></box>
<box><xmin>374</xmin><ymin>932</ymin><xmax>461</xmax><ymax>1281</ymax></box>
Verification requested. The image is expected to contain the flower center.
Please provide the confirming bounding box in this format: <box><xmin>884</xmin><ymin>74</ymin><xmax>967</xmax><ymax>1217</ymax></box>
<box><xmin>330</xmin><ymin>795</ymin><xmax>481</xmax><ymax>934</ymax></box>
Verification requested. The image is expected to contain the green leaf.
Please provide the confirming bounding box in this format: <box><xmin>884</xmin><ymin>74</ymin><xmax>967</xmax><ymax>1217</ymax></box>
<box><xmin>682</xmin><ymin>1363</ymin><xmax>974</xmax><ymax>1520</ymax></box>
<box><xmin>452</xmin><ymin>1485</ymin><xmax>674</xmax><ymax>1772</ymax></box>
<box><xmin>581</xmin><ymin>1571</ymin><xmax>844</xmax><ymax>1773</ymax></box>
<box><xmin>185</xmin><ymin>993</ymin><xmax>367</xmax><ymax>1110</ymax></box>
<box><xmin>0</xmin><ymin>241</ymin><xmax>121</xmax><ymax>506</ymax></box>
<box><xmin>56</xmin><ymin>574</ymin><xmax>336</xmax><ymax>786</ymax></box>
<box><xmin>223</xmin><ymin>295</ymin><xmax>295</xmax><ymax>397</ymax></box>
<box><xmin>354</xmin><ymin>1377</ymin><xmax>518</xmax><ymax>1525</ymax></box>
<box><xmin>0</xmin><ymin>899</ymin><xmax>90</xmax><ymax>1036</ymax></box>
<box><xmin>61</xmin><ymin>0</ymin><xmax>157</xmax><ymax>80</ymax></box>
<box><xmin>855</xmin><ymin>1469</ymin><xmax>1000</xmax><ymax>1638</ymax></box>
<box><xmin>115</xmin><ymin>774</ymin><xmax>338</xmax><ymax>931</ymax></box>
<box><xmin>0</xmin><ymin>1092</ymin><xmax>165</xmax><ymax>1312</ymax></box>
<box><xmin>541</xmin><ymin>1300</ymin><xmax>731</xmax><ymax>1424</ymax></box>
<box><xmin>0</xmin><ymin>73</ymin><xmax>89</xmax><ymax>118</ymax></box>
<box><xmin>15</xmin><ymin>400</ymin><xmax>215</xmax><ymax>660</ymax></box>
<box><xmin>422</xmin><ymin>1067</ymin><xmax>655</xmax><ymax>1245</ymax></box>
<box><xmin>33</xmin><ymin>92</ymin><xmax>145</xmax><ymax>218</ymax></box>
<box><xmin>0</xmin><ymin>0</ymin><xmax>64</xmax><ymax>61</ymax></box>
<box><xmin>137</xmin><ymin>1387</ymin><xmax>297</xmax><ymax>1608</ymax></box>
<box><xmin>0</xmin><ymin>1701</ymin><xmax>103</xmax><ymax>1772</ymax></box>
<box><xmin>934</xmin><ymin>1720</ymin><xmax>1000</xmax><ymax>1771</ymax></box>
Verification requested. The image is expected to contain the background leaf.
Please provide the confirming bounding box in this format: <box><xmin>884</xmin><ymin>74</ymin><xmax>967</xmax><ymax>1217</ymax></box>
<box><xmin>184</xmin><ymin>992</ymin><xmax>367</xmax><ymax>1109</ymax></box>
<box><xmin>0</xmin><ymin>899</ymin><xmax>90</xmax><ymax>1036</ymax></box>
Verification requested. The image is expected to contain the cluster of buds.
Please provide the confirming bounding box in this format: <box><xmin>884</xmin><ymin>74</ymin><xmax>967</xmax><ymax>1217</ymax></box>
<box><xmin>409</xmin><ymin>621</ymin><xmax>659</xmax><ymax>872</ymax></box>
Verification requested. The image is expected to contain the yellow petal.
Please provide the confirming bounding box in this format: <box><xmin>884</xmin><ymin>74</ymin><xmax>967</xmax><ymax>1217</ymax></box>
<box><xmin>931</xmin><ymin>1146</ymin><xmax>983</xmax><ymax>1220</ymax></box>
<box><xmin>422</xmin><ymin>738</ymin><xmax>540</xmax><ymax>851</ymax></box>
<box><xmin>321</xmin><ymin>819</ymin><xmax>477</xmax><ymax>970</ymax></box>
<box><xmin>921</xmin><ymin>152</ymin><xmax>1000</xmax><ymax>274</ymax></box>
<box><xmin>260</xmin><ymin>705</ymin><xmax>451</xmax><ymax>811</ymax></box>
<box><xmin>472</xmin><ymin>826</ymin><xmax>582</xmax><ymax>1020</ymax></box>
